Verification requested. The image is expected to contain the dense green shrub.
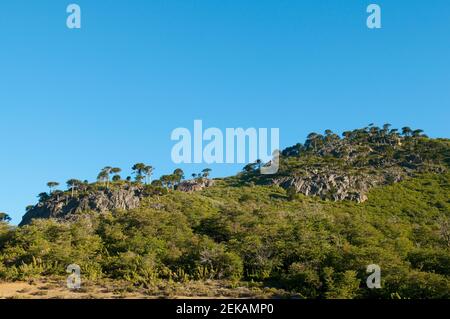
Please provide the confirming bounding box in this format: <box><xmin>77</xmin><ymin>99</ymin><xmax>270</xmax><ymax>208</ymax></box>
<box><xmin>0</xmin><ymin>171</ymin><xmax>449</xmax><ymax>298</ymax></box>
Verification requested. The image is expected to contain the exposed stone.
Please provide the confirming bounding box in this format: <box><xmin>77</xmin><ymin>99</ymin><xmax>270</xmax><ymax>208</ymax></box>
<box><xmin>176</xmin><ymin>178</ymin><xmax>215</xmax><ymax>192</ymax></box>
<box><xmin>272</xmin><ymin>168</ymin><xmax>405</xmax><ymax>203</ymax></box>
<box><xmin>20</xmin><ymin>186</ymin><xmax>143</xmax><ymax>226</ymax></box>
<box><xmin>20</xmin><ymin>179</ymin><xmax>216</xmax><ymax>225</ymax></box>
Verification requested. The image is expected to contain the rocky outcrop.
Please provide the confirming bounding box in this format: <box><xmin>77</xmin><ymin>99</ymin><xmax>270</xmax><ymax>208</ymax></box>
<box><xmin>176</xmin><ymin>178</ymin><xmax>215</xmax><ymax>192</ymax></box>
<box><xmin>20</xmin><ymin>186</ymin><xmax>143</xmax><ymax>226</ymax></box>
<box><xmin>272</xmin><ymin>168</ymin><xmax>405</xmax><ymax>203</ymax></box>
<box><xmin>20</xmin><ymin>179</ymin><xmax>217</xmax><ymax>225</ymax></box>
<box><xmin>272</xmin><ymin>125</ymin><xmax>450</xmax><ymax>203</ymax></box>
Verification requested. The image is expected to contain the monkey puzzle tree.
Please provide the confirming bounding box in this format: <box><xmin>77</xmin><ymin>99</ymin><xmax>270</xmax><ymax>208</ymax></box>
<box><xmin>143</xmin><ymin>165</ymin><xmax>154</xmax><ymax>184</ymax></box>
<box><xmin>132</xmin><ymin>163</ymin><xmax>146</xmax><ymax>183</ymax></box>
<box><xmin>97</xmin><ymin>170</ymin><xmax>109</xmax><ymax>187</ymax></box>
<box><xmin>402</xmin><ymin>127</ymin><xmax>413</xmax><ymax>137</ymax></box>
<box><xmin>159</xmin><ymin>174</ymin><xmax>178</xmax><ymax>189</ymax></box>
<box><xmin>412</xmin><ymin>129</ymin><xmax>424</xmax><ymax>137</ymax></box>
<box><xmin>202</xmin><ymin>168</ymin><xmax>212</xmax><ymax>178</ymax></box>
<box><xmin>306</xmin><ymin>132</ymin><xmax>322</xmax><ymax>151</ymax></box>
<box><xmin>0</xmin><ymin>212</ymin><xmax>11</xmax><ymax>222</ymax></box>
<box><xmin>111</xmin><ymin>167</ymin><xmax>121</xmax><ymax>176</ymax></box>
<box><xmin>67</xmin><ymin>179</ymin><xmax>82</xmax><ymax>197</ymax></box>
<box><xmin>38</xmin><ymin>192</ymin><xmax>50</xmax><ymax>202</ymax></box>
<box><xmin>111</xmin><ymin>167</ymin><xmax>122</xmax><ymax>182</ymax></box>
<box><xmin>98</xmin><ymin>167</ymin><xmax>112</xmax><ymax>188</ymax></box>
<box><xmin>132</xmin><ymin>163</ymin><xmax>153</xmax><ymax>184</ymax></box>
<box><xmin>151</xmin><ymin>179</ymin><xmax>163</xmax><ymax>187</ymax></box>
<box><xmin>97</xmin><ymin>166</ymin><xmax>121</xmax><ymax>189</ymax></box>
<box><xmin>159</xmin><ymin>175</ymin><xmax>170</xmax><ymax>189</ymax></box>
<box><xmin>78</xmin><ymin>180</ymin><xmax>89</xmax><ymax>192</ymax></box>
<box><xmin>46</xmin><ymin>181</ymin><xmax>59</xmax><ymax>194</ymax></box>
<box><xmin>173</xmin><ymin>168</ymin><xmax>184</xmax><ymax>184</ymax></box>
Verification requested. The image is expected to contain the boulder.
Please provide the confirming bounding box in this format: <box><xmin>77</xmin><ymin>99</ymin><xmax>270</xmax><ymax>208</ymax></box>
<box><xmin>177</xmin><ymin>178</ymin><xmax>215</xmax><ymax>192</ymax></box>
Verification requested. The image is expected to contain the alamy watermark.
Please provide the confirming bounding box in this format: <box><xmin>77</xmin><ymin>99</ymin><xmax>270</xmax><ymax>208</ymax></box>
<box><xmin>171</xmin><ymin>120</ymin><xmax>280</xmax><ymax>174</ymax></box>
<box><xmin>66</xmin><ymin>4</ymin><xmax>81</xmax><ymax>29</ymax></box>
<box><xmin>66</xmin><ymin>264</ymin><xmax>81</xmax><ymax>289</ymax></box>
<box><xmin>367</xmin><ymin>4</ymin><xmax>382</xmax><ymax>29</ymax></box>
<box><xmin>65</xmin><ymin>4</ymin><xmax>380</xmax><ymax>30</ymax></box>
<box><xmin>366</xmin><ymin>264</ymin><xmax>381</xmax><ymax>289</ymax></box>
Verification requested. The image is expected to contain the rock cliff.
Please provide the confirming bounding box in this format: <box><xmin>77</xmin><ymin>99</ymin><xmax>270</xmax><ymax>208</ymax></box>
<box><xmin>20</xmin><ymin>179</ymin><xmax>216</xmax><ymax>225</ymax></box>
<box><xmin>20</xmin><ymin>186</ymin><xmax>143</xmax><ymax>226</ymax></box>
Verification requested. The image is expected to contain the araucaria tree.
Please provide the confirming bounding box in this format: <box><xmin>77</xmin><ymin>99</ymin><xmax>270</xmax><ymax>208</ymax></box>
<box><xmin>132</xmin><ymin>163</ymin><xmax>154</xmax><ymax>184</ymax></box>
<box><xmin>202</xmin><ymin>168</ymin><xmax>212</xmax><ymax>178</ymax></box>
<box><xmin>111</xmin><ymin>167</ymin><xmax>122</xmax><ymax>182</ymax></box>
<box><xmin>66</xmin><ymin>179</ymin><xmax>82</xmax><ymax>197</ymax></box>
<box><xmin>46</xmin><ymin>181</ymin><xmax>59</xmax><ymax>194</ymax></box>
<box><xmin>143</xmin><ymin>165</ymin><xmax>154</xmax><ymax>184</ymax></box>
<box><xmin>97</xmin><ymin>166</ymin><xmax>121</xmax><ymax>189</ymax></box>
<box><xmin>173</xmin><ymin>168</ymin><xmax>184</xmax><ymax>184</ymax></box>
<box><xmin>0</xmin><ymin>212</ymin><xmax>11</xmax><ymax>222</ymax></box>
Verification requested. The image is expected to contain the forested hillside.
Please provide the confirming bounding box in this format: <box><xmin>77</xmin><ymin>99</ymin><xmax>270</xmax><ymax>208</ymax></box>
<box><xmin>1</xmin><ymin>125</ymin><xmax>449</xmax><ymax>299</ymax></box>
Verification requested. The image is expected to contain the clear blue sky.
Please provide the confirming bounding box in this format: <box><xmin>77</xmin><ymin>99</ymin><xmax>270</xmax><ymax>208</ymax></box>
<box><xmin>0</xmin><ymin>0</ymin><xmax>449</xmax><ymax>224</ymax></box>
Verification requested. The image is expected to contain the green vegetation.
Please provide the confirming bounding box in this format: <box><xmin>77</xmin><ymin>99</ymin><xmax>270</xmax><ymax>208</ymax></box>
<box><xmin>1</xmin><ymin>126</ymin><xmax>449</xmax><ymax>299</ymax></box>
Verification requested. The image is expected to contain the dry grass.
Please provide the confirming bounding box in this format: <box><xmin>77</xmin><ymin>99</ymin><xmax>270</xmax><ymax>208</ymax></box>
<box><xmin>0</xmin><ymin>278</ymin><xmax>293</xmax><ymax>299</ymax></box>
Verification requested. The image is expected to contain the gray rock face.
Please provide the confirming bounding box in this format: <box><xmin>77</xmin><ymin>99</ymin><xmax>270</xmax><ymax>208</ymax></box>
<box><xmin>272</xmin><ymin>168</ymin><xmax>405</xmax><ymax>203</ymax></box>
<box><xmin>20</xmin><ymin>186</ymin><xmax>143</xmax><ymax>226</ymax></box>
<box><xmin>176</xmin><ymin>178</ymin><xmax>215</xmax><ymax>192</ymax></box>
<box><xmin>20</xmin><ymin>179</ymin><xmax>216</xmax><ymax>225</ymax></box>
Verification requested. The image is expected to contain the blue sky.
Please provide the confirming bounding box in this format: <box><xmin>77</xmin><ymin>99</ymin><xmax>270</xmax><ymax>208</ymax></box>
<box><xmin>0</xmin><ymin>0</ymin><xmax>449</xmax><ymax>224</ymax></box>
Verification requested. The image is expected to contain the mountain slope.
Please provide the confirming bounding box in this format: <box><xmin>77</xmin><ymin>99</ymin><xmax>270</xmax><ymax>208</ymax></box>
<box><xmin>20</xmin><ymin>125</ymin><xmax>449</xmax><ymax>225</ymax></box>
<box><xmin>2</xmin><ymin>125</ymin><xmax>450</xmax><ymax>299</ymax></box>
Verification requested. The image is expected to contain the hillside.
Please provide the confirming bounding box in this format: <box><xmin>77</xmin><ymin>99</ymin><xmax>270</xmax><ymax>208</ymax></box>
<box><xmin>1</xmin><ymin>125</ymin><xmax>450</xmax><ymax>299</ymax></box>
<box><xmin>20</xmin><ymin>124</ymin><xmax>449</xmax><ymax>225</ymax></box>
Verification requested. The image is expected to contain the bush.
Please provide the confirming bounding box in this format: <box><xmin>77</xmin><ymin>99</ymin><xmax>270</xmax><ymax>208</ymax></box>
<box><xmin>323</xmin><ymin>268</ymin><xmax>361</xmax><ymax>299</ymax></box>
<box><xmin>383</xmin><ymin>270</ymin><xmax>450</xmax><ymax>299</ymax></box>
<box><xmin>408</xmin><ymin>248</ymin><xmax>450</xmax><ymax>276</ymax></box>
<box><xmin>282</xmin><ymin>263</ymin><xmax>322</xmax><ymax>298</ymax></box>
